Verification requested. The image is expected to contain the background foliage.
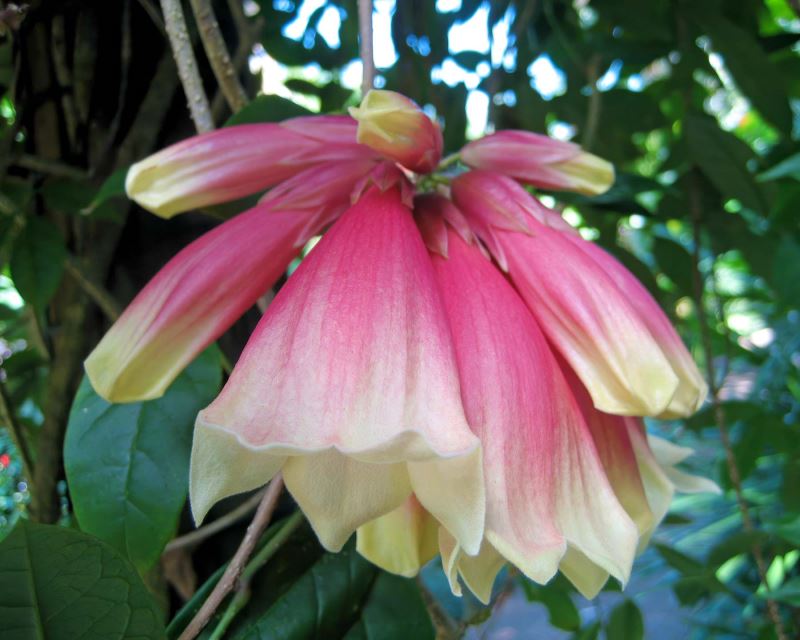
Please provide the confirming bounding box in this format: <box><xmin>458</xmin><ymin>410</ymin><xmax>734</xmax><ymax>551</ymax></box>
<box><xmin>0</xmin><ymin>0</ymin><xmax>798</xmax><ymax>638</ymax></box>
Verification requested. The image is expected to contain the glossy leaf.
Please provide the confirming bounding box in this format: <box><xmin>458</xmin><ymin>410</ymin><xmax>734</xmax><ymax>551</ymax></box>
<box><xmin>0</xmin><ymin>519</ymin><xmax>165</xmax><ymax>640</ymax></box>
<box><xmin>9</xmin><ymin>217</ymin><xmax>67</xmax><ymax>310</ymax></box>
<box><xmin>64</xmin><ymin>347</ymin><xmax>221</xmax><ymax>573</ymax></box>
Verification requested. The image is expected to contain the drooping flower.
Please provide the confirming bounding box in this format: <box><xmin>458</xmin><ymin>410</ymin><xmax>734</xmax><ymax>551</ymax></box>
<box><xmin>377</xmin><ymin>195</ymin><xmax>637</xmax><ymax>601</ymax></box>
<box><xmin>461</xmin><ymin>130</ymin><xmax>615</xmax><ymax>195</ymax></box>
<box><xmin>86</xmin><ymin>158</ymin><xmax>378</xmax><ymax>402</ymax></box>
<box><xmin>125</xmin><ymin>116</ymin><xmax>373</xmax><ymax>218</ymax></box>
<box><xmin>349</xmin><ymin>90</ymin><xmax>443</xmax><ymax>173</ymax></box>
<box><xmin>190</xmin><ymin>187</ymin><xmax>485</xmax><ymax>554</ymax></box>
<box><xmin>451</xmin><ymin>170</ymin><xmax>707</xmax><ymax>418</ymax></box>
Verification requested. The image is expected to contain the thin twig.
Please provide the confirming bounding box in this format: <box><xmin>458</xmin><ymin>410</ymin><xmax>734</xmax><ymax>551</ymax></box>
<box><xmin>358</xmin><ymin>0</ymin><xmax>375</xmax><ymax>95</ymax></box>
<box><xmin>13</xmin><ymin>154</ymin><xmax>88</xmax><ymax>180</ymax></box>
<box><xmin>687</xmin><ymin>173</ymin><xmax>787</xmax><ymax>640</ymax></box>
<box><xmin>582</xmin><ymin>54</ymin><xmax>602</xmax><ymax>151</ymax></box>
<box><xmin>209</xmin><ymin>510</ymin><xmax>304</xmax><ymax>640</ymax></box>
<box><xmin>189</xmin><ymin>0</ymin><xmax>248</xmax><ymax>112</ymax></box>
<box><xmin>178</xmin><ymin>475</ymin><xmax>284</xmax><ymax>640</ymax></box>
<box><xmin>0</xmin><ymin>380</ymin><xmax>35</xmax><ymax>484</ymax></box>
<box><xmin>165</xmin><ymin>488</ymin><xmax>266</xmax><ymax>553</ymax></box>
<box><xmin>63</xmin><ymin>256</ymin><xmax>122</xmax><ymax>322</ymax></box>
<box><xmin>136</xmin><ymin>0</ymin><xmax>167</xmax><ymax>36</ymax></box>
<box><xmin>160</xmin><ymin>0</ymin><xmax>214</xmax><ymax>133</ymax></box>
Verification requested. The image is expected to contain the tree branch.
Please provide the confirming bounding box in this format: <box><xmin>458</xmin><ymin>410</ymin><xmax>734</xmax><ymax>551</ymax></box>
<box><xmin>64</xmin><ymin>256</ymin><xmax>122</xmax><ymax>322</ymax></box>
<box><xmin>358</xmin><ymin>0</ymin><xmax>375</xmax><ymax>95</ymax></box>
<box><xmin>177</xmin><ymin>475</ymin><xmax>284</xmax><ymax>640</ymax></box>
<box><xmin>189</xmin><ymin>0</ymin><xmax>248</xmax><ymax>113</ymax></box>
<box><xmin>159</xmin><ymin>0</ymin><xmax>214</xmax><ymax>133</ymax></box>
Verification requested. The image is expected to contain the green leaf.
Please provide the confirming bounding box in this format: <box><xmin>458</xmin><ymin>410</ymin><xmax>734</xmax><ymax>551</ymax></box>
<box><xmin>9</xmin><ymin>217</ymin><xmax>68</xmax><ymax>310</ymax></box>
<box><xmin>226</xmin><ymin>95</ymin><xmax>312</xmax><ymax>127</ymax></box>
<box><xmin>684</xmin><ymin>115</ymin><xmax>765</xmax><ymax>212</ymax></box>
<box><xmin>605</xmin><ymin>600</ymin><xmax>643</xmax><ymax>640</ymax></box>
<box><xmin>0</xmin><ymin>519</ymin><xmax>165</xmax><ymax>640</ymax></box>
<box><xmin>758</xmin><ymin>151</ymin><xmax>800</xmax><ymax>183</ymax></box>
<box><xmin>771</xmin><ymin>236</ymin><xmax>800</xmax><ymax>307</ymax></box>
<box><xmin>759</xmin><ymin>577</ymin><xmax>800</xmax><ymax>606</ymax></box>
<box><xmin>64</xmin><ymin>348</ymin><xmax>221</xmax><ymax>573</ymax></box>
<box><xmin>652</xmin><ymin>237</ymin><xmax>694</xmax><ymax>293</ymax></box>
<box><xmin>85</xmin><ymin>168</ymin><xmax>130</xmax><ymax>214</ymax></box>
<box><xmin>692</xmin><ymin>13</ymin><xmax>793</xmax><ymax>134</ymax></box>
<box><xmin>342</xmin><ymin>572</ymin><xmax>435</xmax><ymax>640</ymax></box>
<box><xmin>169</xmin><ymin>523</ymin><xmax>433</xmax><ymax>640</ymax></box>
<box><xmin>522</xmin><ymin>581</ymin><xmax>580</xmax><ymax>631</ymax></box>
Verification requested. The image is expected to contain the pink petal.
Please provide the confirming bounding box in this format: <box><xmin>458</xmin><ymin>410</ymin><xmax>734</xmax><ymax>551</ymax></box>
<box><xmin>191</xmin><ymin>187</ymin><xmax>484</xmax><ymax>553</ymax></box>
<box><xmin>424</xmin><ymin>203</ymin><xmax>637</xmax><ymax>591</ymax></box>
<box><xmin>461</xmin><ymin>130</ymin><xmax>614</xmax><ymax>195</ymax></box>
<box><xmin>452</xmin><ymin>171</ymin><xmax>686</xmax><ymax>417</ymax></box>
<box><xmin>86</xmin><ymin>159</ymin><xmax>375</xmax><ymax>403</ymax></box>
<box><xmin>126</xmin><ymin>119</ymin><xmax>372</xmax><ymax>218</ymax></box>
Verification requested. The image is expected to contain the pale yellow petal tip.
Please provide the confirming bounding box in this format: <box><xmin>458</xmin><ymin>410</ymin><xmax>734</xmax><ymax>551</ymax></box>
<box><xmin>124</xmin><ymin>157</ymin><xmax>184</xmax><ymax>219</ymax></box>
<box><xmin>556</xmin><ymin>151</ymin><xmax>616</xmax><ymax>196</ymax></box>
<box><xmin>83</xmin><ymin>348</ymin><xmax>170</xmax><ymax>404</ymax></box>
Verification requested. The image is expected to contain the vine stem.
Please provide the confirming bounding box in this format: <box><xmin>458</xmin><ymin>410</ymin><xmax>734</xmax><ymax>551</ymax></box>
<box><xmin>687</xmin><ymin>173</ymin><xmax>787</xmax><ymax>640</ymax></box>
<box><xmin>159</xmin><ymin>0</ymin><xmax>214</xmax><ymax>133</ymax></box>
<box><xmin>208</xmin><ymin>511</ymin><xmax>304</xmax><ymax>640</ymax></box>
<box><xmin>178</xmin><ymin>475</ymin><xmax>285</xmax><ymax>640</ymax></box>
<box><xmin>64</xmin><ymin>256</ymin><xmax>122</xmax><ymax>322</ymax></box>
<box><xmin>165</xmin><ymin>488</ymin><xmax>266</xmax><ymax>553</ymax></box>
<box><xmin>188</xmin><ymin>0</ymin><xmax>248</xmax><ymax>113</ymax></box>
<box><xmin>358</xmin><ymin>0</ymin><xmax>375</xmax><ymax>95</ymax></box>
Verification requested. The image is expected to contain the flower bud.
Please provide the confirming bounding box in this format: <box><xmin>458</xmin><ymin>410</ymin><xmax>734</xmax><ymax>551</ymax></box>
<box><xmin>349</xmin><ymin>90</ymin><xmax>443</xmax><ymax>174</ymax></box>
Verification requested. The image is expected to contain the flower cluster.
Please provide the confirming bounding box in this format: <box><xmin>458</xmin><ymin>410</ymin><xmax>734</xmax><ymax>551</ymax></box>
<box><xmin>86</xmin><ymin>90</ymin><xmax>717</xmax><ymax>601</ymax></box>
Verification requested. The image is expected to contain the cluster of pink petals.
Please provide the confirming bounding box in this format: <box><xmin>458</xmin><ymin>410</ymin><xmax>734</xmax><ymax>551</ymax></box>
<box><xmin>85</xmin><ymin>90</ymin><xmax>716</xmax><ymax>601</ymax></box>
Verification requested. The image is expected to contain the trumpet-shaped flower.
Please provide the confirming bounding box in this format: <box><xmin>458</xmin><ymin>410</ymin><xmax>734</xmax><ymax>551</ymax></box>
<box><xmin>361</xmin><ymin>196</ymin><xmax>638</xmax><ymax>602</ymax></box>
<box><xmin>461</xmin><ymin>130</ymin><xmax>615</xmax><ymax>195</ymax></box>
<box><xmin>125</xmin><ymin>116</ymin><xmax>372</xmax><ymax>218</ymax></box>
<box><xmin>452</xmin><ymin>171</ymin><xmax>706</xmax><ymax>418</ymax></box>
<box><xmin>349</xmin><ymin>90</ymin><xmax>443</xmax><ymax>173</ymax></box>
<box><xmin>190</xmin><ymin>187</ymin><xmax>484</xmax><ymax>554</ymax></box>
<box><xmin>85</xmin><ymin>158</ymin><xmax>378</xmax><ymax>403</ymax></box>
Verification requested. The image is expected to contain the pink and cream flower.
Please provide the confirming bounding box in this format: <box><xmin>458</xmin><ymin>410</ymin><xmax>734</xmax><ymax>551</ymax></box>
<box><xmin>86</xmin><ymin>89</ymin><xmax>716</xmax><ymax>598</ymax></box>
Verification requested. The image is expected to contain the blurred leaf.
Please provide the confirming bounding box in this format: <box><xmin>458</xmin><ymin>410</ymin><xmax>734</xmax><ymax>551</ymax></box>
<box><xmin>707</xmin><ymin>531</ymin><xmax>768</xmax><ymax>568</ymax></box>
<box><xmin>771</xmin><ymin>236</ymin><xmax>800</xmax><ymax>308</ymax></box>
<box><xmin>758</xmin><ymin>151</ymin><xmax>800</xmax><ymax>183</ymax></box>
<box><xmin>759</xmin><ymin>577</ymin><xmax>800</xmax><ymax>606</ymax></box>
<box><xmin>85</xmin><ymin>168</ymin><xmax>129</xmax><ymax>214</ymax></box>
<box><xmin>226</xmin><ymin>95</ymin><xmax>312</xmax><ymax>126</ymax></box>
<box><xmin>606</xmin><ymin>600</ymin><xmax>643</xmax><ymax>640</ymax></box>
<box><xmin>684</xmin><ymin>115</ymin><xmax>765</xmax><ymax>212</ymax></box>
<box><xmin>522</xmin><ymin>581</ymin><xmax>580</xmax><ymax>631</ymax></box>
<box><xmin>64</xmin><ymin>348</ymin><xmax>221</xmax><ymax>573</ymax></box>
<box><xmin>0</xmin><ymin>519</ymin><xmax>165</xmax><ymax>639</ymax></box>
<box><xmin>653</xmin><ymin>237</ymin><xmax>694</xmax><ymax>293</ymax></box>
<box><xmin>572</xmin><ymin>621</ymin><xmax>601</xmax><ymax>640</ymax></box>
<box><xmin>691</xmin><ymin>12</ymin><xmax>793</xmax><ymax>134</ymax></box>
<box><xmin>9</xmin><ymin>217</ymin><xmax>67</xmax><ymax>310</ymax></box>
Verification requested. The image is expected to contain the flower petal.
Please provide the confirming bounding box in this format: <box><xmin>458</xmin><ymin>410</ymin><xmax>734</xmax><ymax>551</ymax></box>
<box><xmin>452</xmin><ymin>171</ymin><xmax>686</xmax><ymax>417</ymax></box>
<box><xmin>356</xmin><ymin>496</ymin><xmax>439</xmax><ymax>577</ymax></box>
<box><xmin>423</xmin><ymin>204</ymin><xmax>637</xmax><ymax>594</ymax></box>
<box><xmin>348</xmin><ymin>90</ymin><xmax>443</xmax><ymax>173</ymax></box>
<box><xmin>126</xmin><ymin>119</ymin><xmax>370</xmax><ymax>217</ymax></box>
<box><xmin>190</xmin><ymin>187</ymin><xmax>484</xmax><ymax>552</ymax></box>
<box><xmin>461</xmin><ymin>130</ymin><xmax>614</xmax><ymax>195</ymax></box>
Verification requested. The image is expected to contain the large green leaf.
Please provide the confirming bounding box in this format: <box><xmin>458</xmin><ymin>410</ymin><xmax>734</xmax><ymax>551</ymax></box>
<box><xmin>692</xmin><ymin>12</ymin><xmax>793</xmax><ymax>134</ymax></box>
<box><xmin>652</xmin><ymin>237</ymin><xmax>694</xmax><ymax>294</ymax></box>
<box><xmin>225</xmin><ymin>95</ymin><xmax>312</xmax><ymax>126</ymax></box>
<box><xmin>9</xmin><ymin>217</ymin><xmax>68</xmax><ymax>310</ymax></box>
<box><xmin>64</xmin><ymin>348</ymin><xmax>221</xmax><ymax>573</ymax></box>
<box><xmin>522</xmin><ymin>580</ymin><xmax>580</xmax><ymax>631</ymax></box>
<box><xmin>169</xmin><ymin>522</ymin><xmax>434</xmax><ymax>640</ymax></box>
<box><xmin>0</xmin><ymin>519</ymin><xmax>165</xmax><ymax>640</ymax></box>
<box><xmin>606</xmin><ymin>600</ymin><xmax>644</xmax><ymax>640</ymax></box>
